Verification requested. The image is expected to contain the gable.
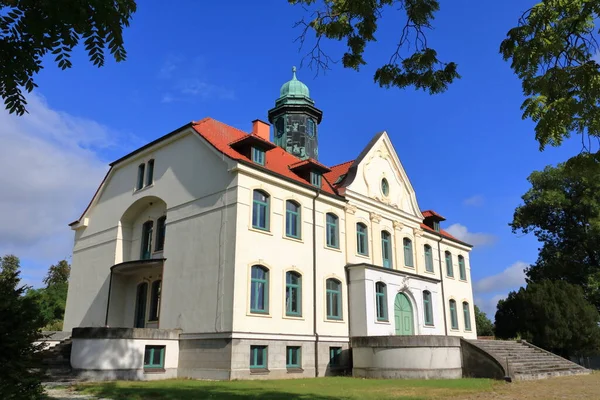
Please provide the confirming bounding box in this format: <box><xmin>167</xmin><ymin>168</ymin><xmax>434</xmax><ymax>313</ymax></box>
<box><xmin>340</xmin><ymin>132</ymin><xmax>423</xmax><ymax>218</ymax></box>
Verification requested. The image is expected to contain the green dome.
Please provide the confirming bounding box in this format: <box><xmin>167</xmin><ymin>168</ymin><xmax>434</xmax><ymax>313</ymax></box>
<box><xmin>280</xmin><ymin>66</ymin><xmax>310</xmax><ymax>98</ymax></box>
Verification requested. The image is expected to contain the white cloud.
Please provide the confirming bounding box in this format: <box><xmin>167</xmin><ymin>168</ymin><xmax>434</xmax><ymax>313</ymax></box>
<box><xmin>473</xmin><ymin>261</ymin><xmax>529</xmax><ymax>318</ymax></box>
<box><xmin>446</xmin><ymin>223</ymin><xmax>497</xmax><ymax>247</ymax></box>
<box><xmin>463</xmin><ymin>195</ymin><xmax>484</xmax><ymax>207</ymax></box>
<box><xmin>0</xmin><ymin>93</ymin><xmax>122</xmax><ymax>285</ymax></box>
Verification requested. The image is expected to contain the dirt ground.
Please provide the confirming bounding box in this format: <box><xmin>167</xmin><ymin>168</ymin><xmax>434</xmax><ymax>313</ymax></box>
<box><xmin>463</xmin><ymin>372</ymin><xmax>600</xmax><ymax>400</ymax></box>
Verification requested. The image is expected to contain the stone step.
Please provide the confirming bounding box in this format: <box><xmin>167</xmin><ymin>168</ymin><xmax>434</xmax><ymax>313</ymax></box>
<box><xmin>509</xmin><ymin>361</ymin><xmax>584</xmax><ymax>370</ymax></box>
<box><xmin>513</xmin><ymin>368</ymin><xmax>591</xmax><ymax>381</ymax></box>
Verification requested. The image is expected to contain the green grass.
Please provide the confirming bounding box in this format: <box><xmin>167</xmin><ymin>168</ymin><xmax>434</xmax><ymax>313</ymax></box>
<box><xmin>75</xmin><ymin>377</ymin><xmax>498</xmax><ymax>400</ymax></box>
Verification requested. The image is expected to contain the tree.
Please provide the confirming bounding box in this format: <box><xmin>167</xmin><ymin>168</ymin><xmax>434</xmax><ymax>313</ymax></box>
<box><xmin>510</xmin><ymin>152</ymin><xmax>600</xmax><ymax>310</ymax></box>
<box><xmin>292</xmin><ymin>0</ymin><xmax>600</xmax><ymax>151</ymax></box>
<box><xmin>0</xmin><ymin>254</ymin><xmax>20</xmax><ymax>280</ymax></box>
<box><xmin>495</xmin><ymin>280</ymin><xmax>600</xmax><ymax>358</ymax></box>
<box><xmin>26</xmin><ymin>260</ymin><xmax>71</xmax><ymax>331</ymax></box>
<box><xmin>0</xmin><ymin>255</ymin><xmax>45</xmax><ymax>399</ymax></box>
<box><xmin>0</xmin><ymin>0</ymin><xmax>137</xmax><ymax>115</ymax></box>
<box><xmin>474</xmin><ymin>305</ymin><xmax>494</xmax><ymax>337</ymax></box>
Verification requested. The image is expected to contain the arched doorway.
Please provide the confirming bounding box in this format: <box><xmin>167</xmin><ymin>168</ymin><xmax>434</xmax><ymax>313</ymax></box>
<box><xmin>394</xmin><ymin>292</ymin><xmax>414</xmax><ymax>335</ymax></box>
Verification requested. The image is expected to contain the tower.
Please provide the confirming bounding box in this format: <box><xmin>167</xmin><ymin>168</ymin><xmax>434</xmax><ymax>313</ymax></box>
<box><xmin>268</xmin><ymin>67</ymin><xmax>323</xmax><ymax>160</ymax></box>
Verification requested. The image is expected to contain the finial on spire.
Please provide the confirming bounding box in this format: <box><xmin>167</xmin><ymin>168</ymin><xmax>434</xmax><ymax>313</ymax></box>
<box><xmin>292</xmin><ymin>66</ymin><xmax>297</xmax><ymax>80</ymax></box>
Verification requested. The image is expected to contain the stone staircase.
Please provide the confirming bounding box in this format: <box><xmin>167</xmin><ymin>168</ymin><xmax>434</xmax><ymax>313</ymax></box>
<box><xmin>467</xmin><ymin>339</ymin><xmax>591</xmax><ymax>381</ymax></box>
<box><xmin>38</xmin><ymin>337</ymin><xmax>75</xmax><ymax>382</ymax></box>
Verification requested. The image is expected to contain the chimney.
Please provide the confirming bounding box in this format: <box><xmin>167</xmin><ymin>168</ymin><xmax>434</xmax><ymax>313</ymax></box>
<box><xmin>252</xmin><ymin>119</ymin><xmax>271</xmax><ymax>141</ymax></box>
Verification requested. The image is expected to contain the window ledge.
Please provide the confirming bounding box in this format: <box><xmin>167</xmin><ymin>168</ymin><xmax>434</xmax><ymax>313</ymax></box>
<box><xmin>287</xmin><ymin>367</ymin><xmax>304</xmax><ymax>373</ymax></box>
<box><xmin>325</xmin><ymin>245</ymin><xmax>342</xmax><ymax>253</ymax></box>
<box><xmin>324</xmin><ymin>318</ymin><xmax>345</xmax><ymax>324</ymax></box>
<box><xmin>374</xmin><ymin>319</ymin><xmax>390</xmax><ymax>325</ymax></box>
<box><xmin>283</xmin><ymin>235</ymin><xmax>304</xmax><ymax>244</ymax></box>
<box><xmin>355</xmin><ymin>253</ymin><xmax>370</xmax><ymax>259</ymax></box>
<box><xmin>423</xmin><ymin>270</ymin><xmax>436</xmax><ymax>275</ymax></box>
<box><xmin>250</xmin><ymin>368</ymin><xmax>270</xmax><ymax>375</ymax></box>
<box><xmin>283</xmin><ymin>315</ymin><xmax>304</xmax><ymax>321</ymax></box>
<box><xmin>247</xmin><ymin>312</ymin><xmax>272</xmax><ymax>318</ymax></box>
<box><xmin>134</xmin><ymin>184</ymin><xmax>154</xmax><ymax>194</ymax></box>
<box><xmin>143</xmin><ymin>368</ymin><xmax>165</xmax><ymax>374</ymax></box>
<box><xmin>423</xmin><ymin>324</ymin><xmax>435</xmax><ymax>328</ymax></box>
<box><xmin>459</xmin><ymin>279</ymin><xmax>468</xmax><ymax>282</ymax></box>
<box><xmin>249</xmin><ymin>227</ymin><xmax>273</xmax><ymax>236</ymax></box>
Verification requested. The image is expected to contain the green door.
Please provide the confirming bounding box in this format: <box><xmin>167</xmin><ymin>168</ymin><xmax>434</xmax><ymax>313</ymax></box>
<box><xmin>394</xmin><ymin>293</ymin><xmax>414</xmax><ymax>335</ymax></box>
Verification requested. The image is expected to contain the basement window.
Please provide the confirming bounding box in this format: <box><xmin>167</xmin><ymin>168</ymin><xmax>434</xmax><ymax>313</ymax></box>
<box><xmin>144</xmin><ymin>345</ymin><xmax>165</xmax><ymax>371</ymax></box>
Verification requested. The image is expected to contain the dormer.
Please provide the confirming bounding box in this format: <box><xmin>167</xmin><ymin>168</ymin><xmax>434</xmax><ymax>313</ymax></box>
<box><xmin>289</xmin><ymin>158</ymin><xmax>331</xmax><ymax>188</ymax></box>
<box><xmin>422</xmin><ymin>210</ymin><xmax>446</xmax><ymax>232</ymax></box>
<box><xmin>229</xmin><ymin>120</ymin><xmax>276</xmax><ymax>166</ymax></box>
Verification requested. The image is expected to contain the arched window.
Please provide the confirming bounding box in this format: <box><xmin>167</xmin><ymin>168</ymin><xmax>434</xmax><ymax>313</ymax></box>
<box><xmin>140</xmin><ymin>220</ymin><xmax>153</xmax><ymax>260</ymax></box>
<box><xmin>326</xmin><ymin>213</ymin><xmax>339</xmax><ymax>248</ymax></box>
<box><xmin>285</xmin><ymin>201</ymin><xmax>301</xmax><ymax>239</ymax></box>
<box><xmin>424</xmin><ymin>245</ymin><xmax>434</xmax><ymax>272</ymax></box>
<box><xmin>250</xmin><ymin>265</ymin><xmax>269</xmax><ymax>313</ymax></box>
<box><xmin>307</xmin><ymin>118</ymin><xmax>315</xmax><ymax>137</ymax></box>
<box><xmin>136</xmin><ymin>163</ymin><xmax>145</xmax><ymax>190</ymax></box>
<box><xmin>155</xmin><ymin>216</ymin><xmax>166</xmax><ymax>252</ymax></box>
<box><xmin>449</xmin><ymin>299</ymin><xmax>458</xmax><ymax>330</ymax></box>
<box><xmin>403</xmin><ymin>238</ymin><xmax>414</xmax><ymax>267</ymax></box>
<box><xmin>423</xmin><ymin>290</ymin><xmax>433</xmax><ymax>326</ymax></box>
<box><xmin>458</xmin><ymin>255</ymin><xmax>466</xmax><ymax>281</ymax></box>
<box><xmin>286</xmin><ymin>271</ymin><xmax>302</xmax><ymax>317</ymax></box>
<box><xmin>381</xmin><ymin>231</ymin><xmax>392</xmax><ymax>268</ymax></box>
<box><xmin>146</xmin><ymin>159</ymin><xmax>155</xmax><ymax>186</ymax></box>
<box><xmin>375</xmin><ymin>282</ymin><xmax>388</xmax><ymax>321</ymax></box>
<box><xmin>149</xmin><ymin>280</ymin><xmax>161</xmax><ymax>322</ymax></box>
<box><xmin>463</xmin><ymin>302</ymin><xmax>472</xmax><ymax>331</ymax></box>
<box><xmin>326</xmin><ymin>278</ymin><xmax>342</xmax><ymax>320</ymax></box>
<box><xmin>381</xmin><ymin>178</ymin><xmax>389</xmax><ymax>196</ymax></box>
<box><xmin>356</xmin><ymin>223</ymin><xmax>368</xmax><ymax>255</ymax></box>
<box><xmin>445</xmin><ymin>251</ymin><xmax>454</xmax><ymax>277</ymax></box>
<box><xmin>252</xmin><ymin>190</ymin><xmax>270</xmax><ymax>231</ymax></box>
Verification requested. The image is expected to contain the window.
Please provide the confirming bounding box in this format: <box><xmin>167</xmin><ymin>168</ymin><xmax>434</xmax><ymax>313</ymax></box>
<box><xmin>445</xmin><ymin>251</ymin><xmax>454</xmax><ymax>277</ymax></box>
<box><xmin>286</xmin><ymin>271</ymin><xmax>302</xmax><ymax>316</ymax></box>
<box><xmin>144</xmin><ymin>345</ymin><xmax>165</xmax><ymax>370</ymax></box>
<box><xmin>449</xmin><ymin>299</ymin><xmax>458</xmax><ymax>330</ymax></box>
<box><xmin>134</xmin><ymin>282</ymin><xmax>148</xmax><ymax>328</ymax></box>
<box><xmin>381</xmin><ymin>231</ymin><xmax>392</xmax><ymax>268</ymax></box>
<box><xmin>326</xmin><ymin>278</ymin><xmax>342</xmax><ymax>320</ymax></box>
<box><xmin>136</xmin><ymin>164</ymin><xmax>145</xmax><ymax>190</ymax></box>
<box><xmin>424</xmin><ymin>245</ymin><xmax>434</xmax><ymax>272</ymax></box>
<box><xmin>326</xmin><ymin>213</ymin><xmax>339</xmax><ymax>248</ymax></box>
<box><xmin>310</xmin><ymin>171</ymin><xmax>322</xmax><ymax>187</ymax></box>
<box><xmin>433</xmin><ymin>220</ymin><xmax>440</xmax><ymax>232</ymax></box>
<box><xmin>329</xmin><ymin>347</ymin><xmax>342</xmax><ymax>366</ymax></box>
<box><xmin>140</xmin><ymin>220</ymin><xmax>153</xmax><ymax>260</ymax></box>
<box><xmin>356</xmin><ymin>223</ymin><xmax>368</xmax><ymax>256</ymax></box>
<box><xmin>251</xmin><ymin>147</ymin><xmax>265</xmax><ymax>165</ymax></box>
<box><xmin>458</xmin><ymin>256</ymin><xmax>466</xmax><ymax>281</ymax></box>
<box><xmin>252</xmin><ymin>190</ymin><xmax>270</xmax><ymax>231</ymax></box>
<box><xmin>423</xmin><ymin>291</ymin><xmax>433</xmax><ymax>326</ymax></box>
<box><xmin>250</xmin><ymin>345</ymin><xmax>267</xmax><ymax>369</ymax></box>
<box><xmin>403</xmin><ymin>238</ymin><xmax>414</xmax><ymax>267</ymax></box>
<box><xmin>285</xmin><ymin>201</ymin><xmax>301</xmax><ymax>239</ymax></box>
<box><xmin>307</xmin><ymin>119</ymin><xmax>315</xmax><ymax>137</ymax></box>
<box><xmin>250</xmin><ymin>266</ymin><xmax>269</xmax><ymax>313</ymax></box>
<box><xmin>146</xmin><ymin>159</ymin><xmax>154</xmax><ymax>186</ymax></box>
<box><xmin>463</xmin><ymin>302</ymin><xmax>472</xmax><ymax>331</ymax></box>
<box><xmin>148</xmin><ymin>280</ymin><xmax>161</xmax><ymax>322</ymax></box>
<box><xmin>286</xmin><ymin>346</ymin><xmax>302</xmax><ymax>368</ymax></box>
<box><xmin>155</xmin><ymin>216</ymin><xmax>166</xmax><ymax>252</ymax></box>
<box><xmin>381</xmin><ymin>178</ymin><xmax>389</xmax><ymax>196</ymax></box>
<box><xmin>375</xmin><ymin>282</ymin><xmax>388</xmax><ymax>321</ymax></box>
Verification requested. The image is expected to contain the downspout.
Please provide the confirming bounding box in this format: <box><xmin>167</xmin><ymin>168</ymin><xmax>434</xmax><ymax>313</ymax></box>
<box><xmin>312</xmin><ymin>190</ymin><xmax>320</xmax><ymax>377</ymax></box>
<box><xmin>437</xmin><ymin>237</ymin><xmax>448</xmax><ymax>335</ymax></box>
<box><xmin>104</xmin><ymin>269</ymin><xmax>113</xmax><ymax>326</ymax></box>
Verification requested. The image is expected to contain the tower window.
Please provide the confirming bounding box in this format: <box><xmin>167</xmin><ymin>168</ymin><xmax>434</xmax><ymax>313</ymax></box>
<box><xmin>251</xmin><ymin>147</ymin><xmax>265</xmax><ymax>166</ymax></box>
<box><xmin>307</xmin><ymin>119</ymin><xmax>315</xmax><ymax>137</ymax></box>
<box><xmin>310</xmin><ymin>171</ymin><xmax>322</xmax><ymax>188</ymax></box>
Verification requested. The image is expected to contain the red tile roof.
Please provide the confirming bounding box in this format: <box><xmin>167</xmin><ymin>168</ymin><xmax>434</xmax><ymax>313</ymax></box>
<box><xmin>192</xmin><ymin>118</ymin><xmax>340</xmax><ymax>196</ymax></box>
<box><xmin>422</xmin><ymin>210</ymin><xmax>446</xmax><ymax>221</ymax></box>
<box><xmin>324</xmin><ymin>160</ymin><xmax>354</xmax><ymax>186</ymax></box>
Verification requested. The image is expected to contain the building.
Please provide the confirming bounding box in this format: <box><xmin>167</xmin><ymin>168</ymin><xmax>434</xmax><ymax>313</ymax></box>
<box><xmin>63</xmin><ymin>68</ymin><xmax>477</xmax><ymax>380</ymax></box>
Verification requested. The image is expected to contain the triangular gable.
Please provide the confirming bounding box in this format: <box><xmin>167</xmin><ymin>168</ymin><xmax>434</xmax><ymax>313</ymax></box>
<box><xmin>339</xmin><ymin>131</ymin><xmax>423</xmax><ymax>219</ymax></box>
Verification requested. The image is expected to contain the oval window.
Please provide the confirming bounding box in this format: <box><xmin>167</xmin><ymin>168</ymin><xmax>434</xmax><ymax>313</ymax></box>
<box><xmin>381</xmin><ymin>178</ymin><xmax>389</xmax><ymax>196</ymax></box>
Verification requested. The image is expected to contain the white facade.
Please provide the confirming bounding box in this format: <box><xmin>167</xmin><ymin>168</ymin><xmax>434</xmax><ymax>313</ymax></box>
<box><xmin>64</xmin><ymin>106</ymin><xmax>476</xmax><ymax>379</ymax></box>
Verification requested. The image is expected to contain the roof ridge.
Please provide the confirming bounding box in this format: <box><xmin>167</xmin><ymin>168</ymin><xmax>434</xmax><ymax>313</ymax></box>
<box><xmin>195</xmin><ymin>117</ymin><xmax>250</xmax><ymax>136</ymax></box>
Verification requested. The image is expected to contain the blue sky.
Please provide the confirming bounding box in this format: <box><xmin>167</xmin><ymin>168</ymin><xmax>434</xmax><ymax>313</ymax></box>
<box><xmin>0</xmin><ymin>0</ymin><xmax>583</xmax><ymax>318</ymax></box>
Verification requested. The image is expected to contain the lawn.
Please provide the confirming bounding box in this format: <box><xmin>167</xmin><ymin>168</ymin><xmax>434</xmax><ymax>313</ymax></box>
<box><xmin>75</xmin><ymin>377</ymin><xmax>498</xmax><ymax>400</ymax></box>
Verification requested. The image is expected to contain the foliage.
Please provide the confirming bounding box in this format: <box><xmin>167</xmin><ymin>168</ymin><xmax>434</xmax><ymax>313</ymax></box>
<box><xmin>510</xmin><ymin>152</ymin><xmax>600</xmax><ymax>310</ymax></box>
<box><xmin>495</xmin><ymin>280</ymin><xmax>600</xmax><ymax>357</ymax></box>
<box><xmin>474</xmin><ymin>304</ymin><xmax>494</xmax><ymax>337</ymax></box>
<box><xmin>0</xmin><ymin>254</ymin><xmax>20</xmax><ymax>280</ymax></box>
<box><xmin>76</xmin><ymin>377</ymin><xmax>497</xmax><ymax>400</ymax></box>
<box><xmin>500</xmin><ymin>0</ymin><xmax>600</xmax><ymax>150</ymax></box>
<box><xmin>0</xmin><ymin>255</ymin><xmax>45</xmax><ymax>399</ymax></box>
<box><xmin>0</xmin><ymin>0</ymin><xmax>137</xmax><ymax>115</ymax></box>
<box><xmin>26</xmin><ymin>260</ymin><xmax>71</xmax><ymax>330</ymax></box>
<box><xmin>289</xmin><ymin>0</ymin><xmax>459</xmax><ymax>94</ymax></box>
